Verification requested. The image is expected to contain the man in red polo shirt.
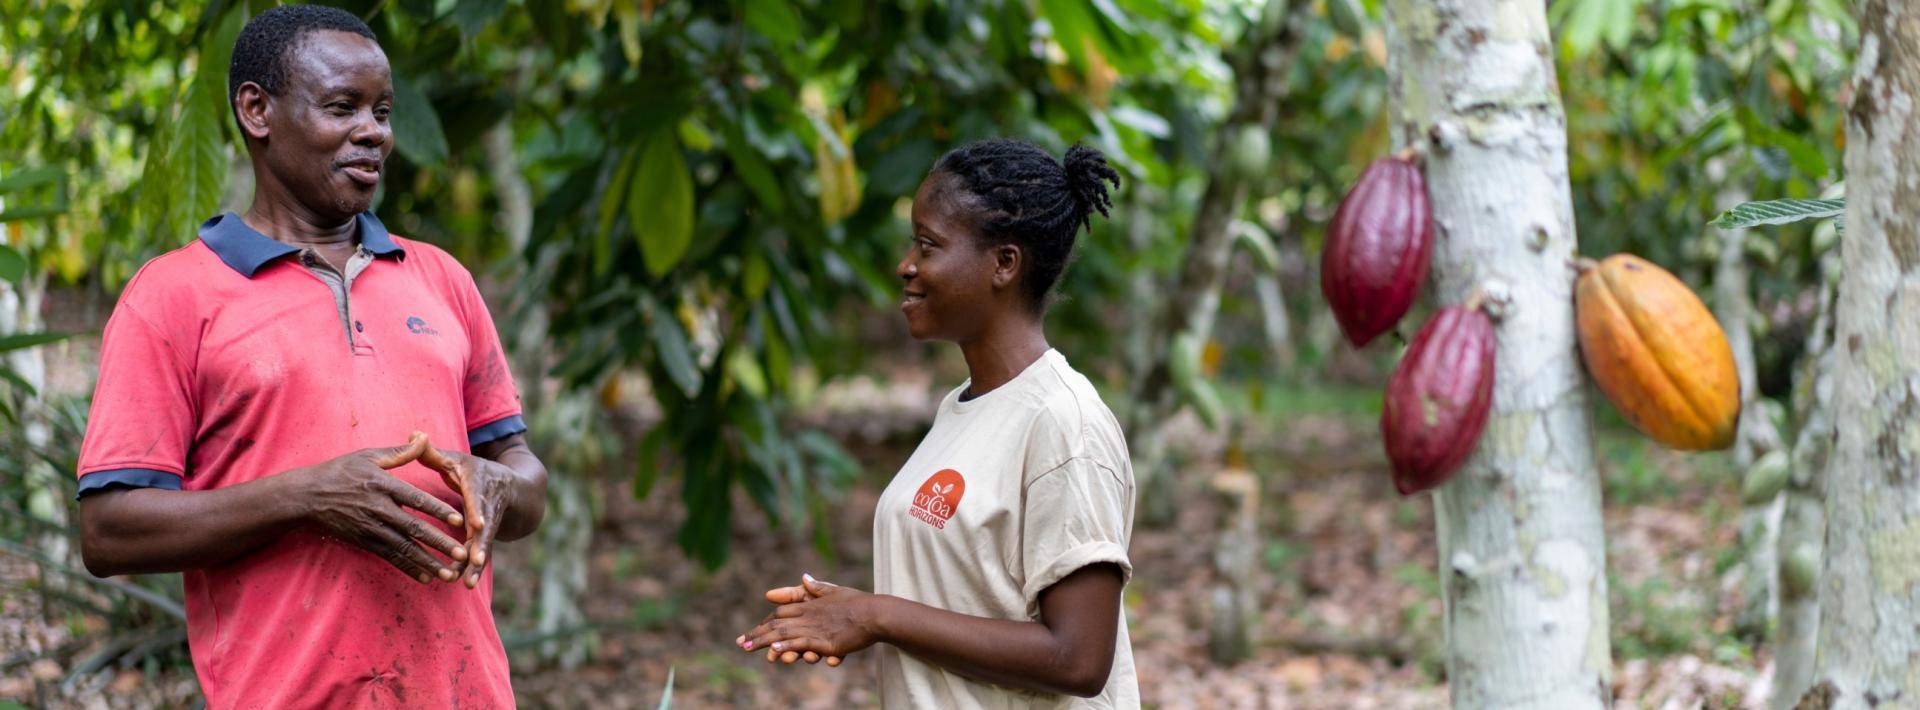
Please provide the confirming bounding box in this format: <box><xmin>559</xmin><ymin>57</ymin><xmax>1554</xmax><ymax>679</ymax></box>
<box><xmin>74</xmin><ymin>5</ymin><xmax>547</xmax><ymax>706</ymax></box>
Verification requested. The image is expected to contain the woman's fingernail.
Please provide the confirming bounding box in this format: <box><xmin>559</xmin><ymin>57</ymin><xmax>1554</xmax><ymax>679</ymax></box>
<box><xmin>744</xmin><ymin>640</ymin><xmax>753</xmax><ymax>650</ymax></box>
<box><xmin>803</xmin><ymin>572</ymin><xmax>815</xmax><ymax>583</ymax></box>
<box><xmin>772</xmin><ymin>642</ymin><xmax>784</xmax><ymax>651</ymax></box>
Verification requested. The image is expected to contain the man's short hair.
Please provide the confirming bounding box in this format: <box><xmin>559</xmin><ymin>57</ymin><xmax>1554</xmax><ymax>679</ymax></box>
<box><xmin>227</xmin><ymin>4</ymin><xmax>378</xmax><ymax>126</ymax></box>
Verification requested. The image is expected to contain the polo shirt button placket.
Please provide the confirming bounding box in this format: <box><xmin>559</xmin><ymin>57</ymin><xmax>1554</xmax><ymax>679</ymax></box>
<box><xmin>352</xmin><ymin>319</ymin><xmax>375</xmax><ymax>357</ymax></box>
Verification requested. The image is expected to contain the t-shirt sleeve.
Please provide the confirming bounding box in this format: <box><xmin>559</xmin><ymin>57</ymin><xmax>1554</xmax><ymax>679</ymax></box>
<box><xmin>452</xmin><ymin>266</ymin><xmax>525</xmax><ymax>448</ymax></box>
<box><xmin>1020</xmin><ymin>456</ymin><xmax>1135</xmax><ymax>615</ymax></box>
<box><xmin>76</xmin><ymin>302</ymin><xmax>196</xmax><ymax>497</ymax></box>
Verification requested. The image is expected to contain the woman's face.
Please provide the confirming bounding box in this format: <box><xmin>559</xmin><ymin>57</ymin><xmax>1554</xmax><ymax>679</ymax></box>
<box><xmin>897</xmin><ymin>173</ymin><xmax>1002</xmax><ymax>342</ymax></box>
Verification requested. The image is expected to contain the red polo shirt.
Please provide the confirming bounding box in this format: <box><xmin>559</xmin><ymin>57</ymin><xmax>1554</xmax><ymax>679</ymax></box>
<box><xmin>76</xmin><ymin>212</ymin><xmax>524</xmax><ymax>708</ymax></box>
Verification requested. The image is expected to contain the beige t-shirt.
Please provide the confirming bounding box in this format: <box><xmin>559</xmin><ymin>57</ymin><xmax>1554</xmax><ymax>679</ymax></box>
<box><xmin>873</xmin><ymin>349</ymin><xmax>1140</xmax><ymax>709</ymax></box>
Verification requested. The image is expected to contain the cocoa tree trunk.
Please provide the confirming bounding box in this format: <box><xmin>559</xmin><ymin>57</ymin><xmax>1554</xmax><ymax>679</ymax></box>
<box><xmin>1207</xmin><ymin>469</ymin><xmax>1260</xmax><ymax>665</ymax></box>
<box><xmin>1711</xmin><ymin>186</ymin><xmax>1786</xmax><ymax>644</ymax></box>
<box><xmin>1383</xmin><ymin>2</ymin><xmax>1611</xmax><ymax>706</ymax></box>
<box><xmin>1772</xmin><ymin>249</ymin><xmax>1836</xmax><ymax>710</ymax></box>
<box><xmin>1124</xmin><ymin>0</ymin><xmax>1309</xmax><ymax>503</ymax></box>
<box><xmin>1807</xmin><ymin>2</ymin><xmax>1920</xmax><ymax>705</ymax></box>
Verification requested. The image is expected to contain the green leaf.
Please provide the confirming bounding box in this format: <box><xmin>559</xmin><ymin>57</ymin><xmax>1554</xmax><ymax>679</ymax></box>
<box><xmin>390</xmin><ymin>72</ymin><xmax>450</xmax><ymax>166</ymax></box>
<box><xmin>742</xmin><ymin>253</ymin><xmax>771</xmax><ymax>301</ymax></box>
<box><xmin>1710</xmin><ymin>198</ymin><xmax>1845</xmax><ymax>230</ymax></box>
<box><xmin>630</xmin><ymin>129</ymin><xmax>696</xmax><ymax>278</ymax></box>
<box><xmin>0</xmin><ymin>167</ymin><xmax>62</xmax><ymax>194</ymax></box>
<box><xmin>725</xmin><ymin>129</ymin><xmax>785</xmax><ymax>214</ymax></box>
<box><xmin>450</xmin><ymin>0</ymin><xmax>507</xmax><ymax>39</ymax></box>
<box><xmin>725</xmin><ymin>349</ymin><xmax>768</xmax><ymax>399</ymax></box>
<box><xmin>597</xmin><ymin>148</ymin><xmax>640</xmax><ymax>276</ymax></box>
<box><xmin>1554</xmin><ymin>0</ymin><xmax>1637</xmax><ymax>57</ymax></box>
<box><xmin>138</xmin><ymin>3</ymin><xmax>242</xmax><ymax>241</ymax></box>
<box><xmin>0</xmin><ymin>332</ymin><xmax>67</xmax><ymax>353</ymax></box>
<box><xmin>0</xmin><ymin>205</ymin><xmax>66</xmax><ymax>222</ymax></box>
<box><xmin>647</xmin><ymin>305</ymin><xmax>703</xmax><ymax>398</ymax></box>
<box><xmin>744</xmin><ymin>0</ymin><xmax>802</xmax><ymax>48</ymax></box>
<box><xmin>0</xmin><ymin>244</ymin><xmax>24</xmax><ymax>283</ymax></box>
<box><xmin>0</xmin><ymin>366</ymin><xmax>37</xmax><ymax>397</ymax></box>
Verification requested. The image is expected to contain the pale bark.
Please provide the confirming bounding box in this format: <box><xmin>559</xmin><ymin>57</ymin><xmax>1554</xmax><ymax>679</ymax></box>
<box><xmin>1207</xmin><ymin>469</ymin><xmax>1260</xmax><ymax>664</ymax></box>
<box><xmin>1383</xmin><ymin>1</ymin><xmax>1610</xmax><ymax>706</ymax></box>
<box><xmin>1712</xmin><ymin>186</ymin><xmax>1786</xmax><ymax>643</ymax></box>
<box><xmin>1809</xmin><ymin>2</ymin><xmax>1920</xmax><ymax>705</ymax></box>
<box><xmin>1773</xmin><ymin>249</ymin><xmax>1836</xmax><ymax>710</ymax></box>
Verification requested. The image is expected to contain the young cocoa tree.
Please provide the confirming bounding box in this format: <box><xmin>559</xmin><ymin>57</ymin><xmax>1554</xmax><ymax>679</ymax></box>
<box><xmin>1125</xmin><ymin>0</ymin><xmax>1311</xmax><ymax>502</ymax></box>
<box><xmin>1382</xmin><ymin>1</ymin><xmax>1611</xmax><ymax>705</ymax></box>
<box><xmin>1775</xmin><ymin>245</ymin><xmax>1836</xmax><ymax>709</ymax></box>
<box><xmin>1809</xmin><ymin>0</ymin><xmax>1920</xmax><ymax>703</ymax></box>
<box><xmin>1710</xmin><ymin>184</ymin><xmax>1788</xmax><ymax>644</ymax></box>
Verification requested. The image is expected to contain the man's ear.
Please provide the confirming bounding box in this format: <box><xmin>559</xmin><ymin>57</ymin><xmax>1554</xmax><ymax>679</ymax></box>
<box><xmin>991</xmin><ymin>244</ymin><xmax>1022</xmax><ymax>290</ymax></box>
<box><xmin>234</xmin><ymin>82</ymin><xmax>272</xmax><ymax>142</ymax></box>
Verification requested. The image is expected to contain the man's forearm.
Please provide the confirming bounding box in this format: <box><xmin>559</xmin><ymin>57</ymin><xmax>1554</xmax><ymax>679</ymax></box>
<box><xmin>79</xmin><ymin>471</ymin><xmax>311</xmax><ymax>577</ymax></box>
<box><xmin>866</xmin><ymin>595</ymin><xmax>1110</xmax><ymax>697</ymax></box>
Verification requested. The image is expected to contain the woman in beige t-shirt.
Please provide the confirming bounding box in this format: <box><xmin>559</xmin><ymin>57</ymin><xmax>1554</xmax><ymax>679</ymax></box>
<box><xmin>737</xmin><ymin>139</ymin><xmax>1140</xmax><ymax>708</ymax></box>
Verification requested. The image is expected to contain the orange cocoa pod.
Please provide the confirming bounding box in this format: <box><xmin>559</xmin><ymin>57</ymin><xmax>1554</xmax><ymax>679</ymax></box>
<box><xmin>1574</xmin><ymin>254</ymin><xmax>1739</xmax><ymax>450</ymax></box>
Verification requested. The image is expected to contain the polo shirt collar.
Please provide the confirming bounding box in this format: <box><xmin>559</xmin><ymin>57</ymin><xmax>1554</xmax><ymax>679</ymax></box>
<box><xmin>199</xmin><ymin>211</ymin><xmax>405</xmax><ymax>278</ymax></box>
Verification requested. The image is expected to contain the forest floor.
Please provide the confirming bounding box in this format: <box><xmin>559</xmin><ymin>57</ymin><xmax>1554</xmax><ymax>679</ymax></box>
<box><xmin>4</xmin><ymin>342</ymin><xmax>1776</xmax><ymax>708</ymax></box>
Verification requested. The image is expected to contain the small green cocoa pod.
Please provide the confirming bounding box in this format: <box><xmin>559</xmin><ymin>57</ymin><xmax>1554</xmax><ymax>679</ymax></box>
<box><xmin>1782</xmin><ymin>542</ymin><xmax>1820</xmax><ymax>597</ymax></box>
<box><xmin>1741</xmin><ymin>450</ymin><xmax>1791</xmax><ymax>505</ymax></box>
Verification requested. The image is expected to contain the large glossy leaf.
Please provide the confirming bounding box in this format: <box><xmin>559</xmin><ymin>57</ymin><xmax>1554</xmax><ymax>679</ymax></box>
<box><xmin>391</xmin><ymin>72</ymin><xmax>450</xmax><ymax>166</ymax></box>
<box><xmin>629</xmin><ymin>129</ymin><xmax>695</xmax><ymax>278</ymax></box>
<box><xmin>137</xmin><ymin>3</ymin><xmax>242</xmax><ymax>241</ymax></box>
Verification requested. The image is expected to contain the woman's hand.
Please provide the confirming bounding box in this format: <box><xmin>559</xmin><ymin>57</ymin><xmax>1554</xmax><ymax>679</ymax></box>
<box><xmin>738</xmin><ymin>575</ymin><xmax>875</xmax><ymax>666</ymax></box>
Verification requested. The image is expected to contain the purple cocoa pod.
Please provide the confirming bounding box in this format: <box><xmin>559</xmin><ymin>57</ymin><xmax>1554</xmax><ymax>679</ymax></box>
<box><xmin>1320</xmin><ymin>154</ymin><xmax>1433</xmax><ymax>347</ymax></box>
<box><xmin>1380</xmin><ymin>304</ymin><xmax>1495</xmax><ymax>495</ymax></box>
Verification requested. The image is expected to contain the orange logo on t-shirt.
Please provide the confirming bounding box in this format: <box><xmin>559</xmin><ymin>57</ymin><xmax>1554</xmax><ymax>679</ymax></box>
<box><xmin>908</xmin><ymin>469</ymin><xmax>966</xmax><ymax>529</ymax></box>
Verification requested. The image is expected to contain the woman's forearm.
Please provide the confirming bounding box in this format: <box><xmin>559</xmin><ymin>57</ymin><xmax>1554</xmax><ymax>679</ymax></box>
<box><xmin>867</xmin><ymin>594</ymin><xmax>1116</xmax><ymax>697</ymax></box>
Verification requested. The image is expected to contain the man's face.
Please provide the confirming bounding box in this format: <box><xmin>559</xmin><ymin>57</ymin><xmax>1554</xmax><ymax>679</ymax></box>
<box><xmin>257</xmin><ymin>30</ymin><xmax>393</xmax><ymax>220</ymax></box>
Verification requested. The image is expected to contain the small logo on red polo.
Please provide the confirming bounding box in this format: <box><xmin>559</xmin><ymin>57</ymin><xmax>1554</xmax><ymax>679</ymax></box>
<box><xmin>908</xmin><ymin>469</ymin><xmax>965</xmax><ymax>529</ymax></box>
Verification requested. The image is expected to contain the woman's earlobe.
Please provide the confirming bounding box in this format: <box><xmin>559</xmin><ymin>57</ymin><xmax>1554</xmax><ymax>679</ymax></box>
<box><xmin>993</xmin><ymin>246</ymin><xmax>1021</xmax><ymax>288</ymax></box>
